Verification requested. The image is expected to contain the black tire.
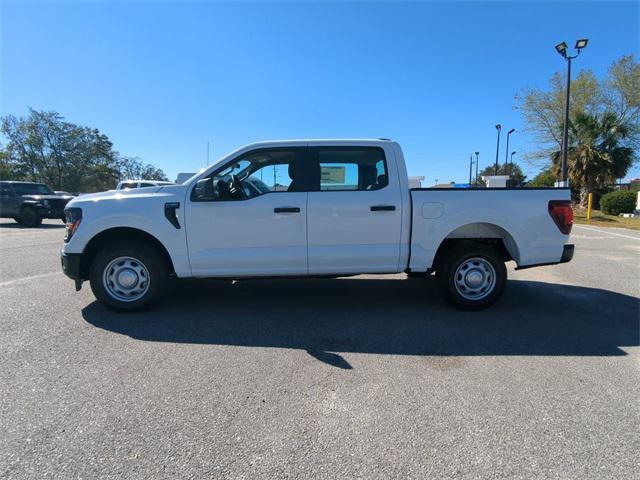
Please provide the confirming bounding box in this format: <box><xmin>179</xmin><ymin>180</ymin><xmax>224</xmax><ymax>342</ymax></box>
<box><xmin>436</xmin><ymin>243</ymin><xmax>507</xmax><ymax>310</ymax></box>
<box><xmin>20</xmin><ymin>206</ymin><xmax>42</xmax><ymax>227</ymax></box>
<box><xmin>89</xmin><ymin>241</ymin><xmax>168</xmax><ymax>311</ymax></box>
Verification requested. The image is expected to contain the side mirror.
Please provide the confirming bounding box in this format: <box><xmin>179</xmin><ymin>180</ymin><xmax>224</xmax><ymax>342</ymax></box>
<box><xmin>194</xmin><ymin>178</ymin><xmax>216</xmax><ymax>200</ymax></box>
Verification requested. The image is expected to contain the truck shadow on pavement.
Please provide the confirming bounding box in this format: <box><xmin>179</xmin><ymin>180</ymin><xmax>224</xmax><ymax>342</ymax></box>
<box><xmin>82</xmin><ymin>277</ymin><xmax>639</xmax><ymax>369</ymax></box>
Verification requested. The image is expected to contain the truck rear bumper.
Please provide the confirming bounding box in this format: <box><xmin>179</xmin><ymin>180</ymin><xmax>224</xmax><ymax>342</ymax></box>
<box><xmin>515</xmin><ymin>244</ymin><xmax>574</xmax><ymax>270</ymax></box>
<box><xmin>560</xmin><ymin>244</ymin><xmax>574</xmax><ymax>263</ymax></box>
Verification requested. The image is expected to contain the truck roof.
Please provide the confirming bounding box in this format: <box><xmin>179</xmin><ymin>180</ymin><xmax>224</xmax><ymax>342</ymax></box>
<box><xmin>243</xmin><ymin>138</ymin><xmax>393</xmax><ymax>147</ymax></box>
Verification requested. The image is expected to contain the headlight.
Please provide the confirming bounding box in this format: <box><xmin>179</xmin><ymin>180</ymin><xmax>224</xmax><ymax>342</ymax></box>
<box><xmin>64</xmin><ymin>208</ymin><xmax>82</xmax><ymax>242</ymax></box>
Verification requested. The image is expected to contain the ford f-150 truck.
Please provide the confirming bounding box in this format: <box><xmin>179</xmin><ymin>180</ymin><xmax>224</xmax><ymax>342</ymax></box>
<box><xmin>60</xmin><ymin>139</ymin><xmax>574</xmax><ymax>311</ymax></box>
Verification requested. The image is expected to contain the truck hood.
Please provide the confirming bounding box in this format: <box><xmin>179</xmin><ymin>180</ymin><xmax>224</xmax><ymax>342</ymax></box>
<box><xmin>73</xmin><ymin>187</ymin><xmax>164</xmax><ymax>202</ymax></box>
<box><xmin>66</xmin><ymin>185</ymin><xmax>185</xmax><ymax>208</ymax></box>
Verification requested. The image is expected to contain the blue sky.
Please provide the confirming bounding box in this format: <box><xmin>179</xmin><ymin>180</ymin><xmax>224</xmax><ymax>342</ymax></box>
<box><xmin>2</xmin><ymin>1</ymin><xmax>638</xmax><ymax>184</ymax></box>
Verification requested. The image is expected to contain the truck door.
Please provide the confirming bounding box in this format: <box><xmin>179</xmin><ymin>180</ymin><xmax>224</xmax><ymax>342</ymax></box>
<box><xmin>185</xmin><ymin>147</ymin><xmax>310</xmax><ymax>277</ymax></box>
<box><xmin>0</xmin><ymin>184</ymin><xmax>19</xmax><ymax>217</ymax></box>
<box><xmin>306</xmin><ymin>144</ymin><xmax>403</xmax><ymax>274</ymax></box>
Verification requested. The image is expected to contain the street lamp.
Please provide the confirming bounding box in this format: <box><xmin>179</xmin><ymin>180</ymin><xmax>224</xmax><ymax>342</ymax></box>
<box><xmin>504</xmin><ymin>128</ymin><xmax>515</xmax><ymax>168</ymax></box>
<box><xmin>555</xmin><ymin>38</ymin><xmax>589</xmax><ymax>186</ymax></box>
<box><xmin>474</xmin><ymin>152</ymin><xmax>479</xmax><ymax>186</ymax></box>
<box><xmin>509</xmin><ymin>151</ymin><xmax>517</xmax><ymax>177</ymax></box>
<box><xmin>469</xmin><ymin>154</ymin><xmax>474</xmax><ymax>186</ymax></box>
<box><xmin>494</xmin><ymin>124</ymin><xmax>501</xmax><ymax>175</ymax></box>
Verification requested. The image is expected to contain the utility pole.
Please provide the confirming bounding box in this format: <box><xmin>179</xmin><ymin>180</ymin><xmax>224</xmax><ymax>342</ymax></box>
<box><xmin>494</xmin><ymin>124</ymin><xmax>501</xmax><ymax>175</ymax></box>
<box><xmin>474</xmin><ymin>152</ymin><xmax>479</xmax><ymax>186</ymax></box>
<box><xmin>469</xmin><ymin>155</ymin><xmax>473</xmax><ymax>185</ymax></box>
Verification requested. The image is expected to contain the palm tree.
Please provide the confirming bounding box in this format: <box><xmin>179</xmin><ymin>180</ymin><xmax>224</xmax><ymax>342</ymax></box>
<box><xmin>552</xmin><ymin>112</ymin><xmax>635</xmax><ymax>206</ymax></box>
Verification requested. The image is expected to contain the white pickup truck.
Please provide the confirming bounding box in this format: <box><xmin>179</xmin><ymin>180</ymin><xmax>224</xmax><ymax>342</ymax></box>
<box><xmin>61</xmin><ymin>139</ymin><xmax>574</xmax><ymax>311</ymax></box>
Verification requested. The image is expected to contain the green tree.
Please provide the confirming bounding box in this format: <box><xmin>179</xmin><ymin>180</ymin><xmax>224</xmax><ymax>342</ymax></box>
<box><xmin>117</xmin><ymin>156</ymin><xmax>169</xmax><ymax>181</ymax></box>
<box><xmin>0</xmin><ymin>146</ymin><xmax>18</xmax><ymax>180</ymax></box>
<box><xmin>550</xmin><ymin>112</ymin><xmax>634</xmax><ymax>206</ymax></box>
<box><xmin>515</xmin><ymin>55</ymin><xmax>640</xmax><ymax>162</ymax></box>
<box><xmin>526</xmin><ymin>167</ymin><xmax>556</xmax><ymax>187</ymax></box>
<box><xmin>1</xmin><ymin>109</ymin><xmax>168</xmax><ymax>192</ymax></box>
<box><xmin>477</xmin><ymin>162</ymin><xmax>527</xmax><ymax>187</ymax></box>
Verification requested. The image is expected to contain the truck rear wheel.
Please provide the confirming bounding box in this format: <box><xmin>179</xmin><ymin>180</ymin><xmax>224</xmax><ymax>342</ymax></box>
<box><xmin>89</xmin><ymin>241</ymin><xmax>168</xmax><ymax>311</ymax></box>
<box><xmin>436</xmin><ymin>244</ymin><xmax>506</xmax><ymax>310</ymax></box>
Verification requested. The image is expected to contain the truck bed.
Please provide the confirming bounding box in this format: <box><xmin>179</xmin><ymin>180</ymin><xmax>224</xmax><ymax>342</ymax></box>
<box><xmin>408</xmin><ymin>187</ymin><xmax>572</xmax><ymax>271</ymax></box>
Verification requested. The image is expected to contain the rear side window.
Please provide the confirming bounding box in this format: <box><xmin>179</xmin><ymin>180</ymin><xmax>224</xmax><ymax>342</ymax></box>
<box><xmin>312</xmin><ymin>147</ymin><xmax>388</xmax><ymax>191</ymax></box>
<box><xmin>139</xmin><ymin>183</ymin><xmax>155</xmax><ymax>188</ymax></box>
<box><xmin>120</xmin><ymin>182</ymin><xmax>138</xmax><ymax>189</ymax></box>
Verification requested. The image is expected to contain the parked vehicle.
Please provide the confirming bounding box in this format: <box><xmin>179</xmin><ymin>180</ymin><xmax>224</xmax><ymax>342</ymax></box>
<box><xmin>175</xmin><ymin>172</ymin><xmax>196</xmax><ymax>184</ymax></box>
<box><xmin>61</xmin><ymin>140</ymin><xmax>574</xmax><ymax>311</ymax></box>
<box><xmin>116</xmin><ymin>180</ymin><xmax>174</xmax><ymax>190</ymax></box>
<box><xmin>1</xmin><ymin>181</ymin><xmax>74</xmax><ymax>227</ymax></box>
<box><xmin>54</xmin><ymin>190</ymin><xmax>75</xmax><ymax>197</ymax></box>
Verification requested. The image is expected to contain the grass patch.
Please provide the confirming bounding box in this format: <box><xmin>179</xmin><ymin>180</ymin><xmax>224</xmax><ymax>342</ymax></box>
<box><xmin>574</xmin><ymin>208</ymin><xmax>640</xmax><ymax>231</ymax></box>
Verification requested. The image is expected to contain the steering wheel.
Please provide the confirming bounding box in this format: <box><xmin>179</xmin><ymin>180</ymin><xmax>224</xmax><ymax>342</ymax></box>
<box><xmin>228</xmin><ymin>174</ymin><xmax>246</xmax><ymax>199</ymax></box>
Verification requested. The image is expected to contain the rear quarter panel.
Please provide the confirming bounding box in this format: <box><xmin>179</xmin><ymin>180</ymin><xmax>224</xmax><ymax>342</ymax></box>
<box><xmin>409</xmin><ymin>188</ymin><xmax>572</xmax><ymax>270</ymax></box>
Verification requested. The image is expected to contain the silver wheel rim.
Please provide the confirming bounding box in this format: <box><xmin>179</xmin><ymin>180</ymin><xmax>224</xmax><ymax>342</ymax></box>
<box><xmin>102</xmin><ymin>256</ymin><xmax>150</xmax><ymax>302</ymax></box>
<box><xmin>454</xmin><ymin>257</ymin><xmax>496</xmax><ymax>301</ymax></box>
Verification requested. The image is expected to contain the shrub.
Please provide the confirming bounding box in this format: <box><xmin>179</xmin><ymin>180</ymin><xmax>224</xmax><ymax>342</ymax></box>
<box><xmin>599</xmin><ymin>190</ymin><xmax>637</xmax><ymax>215</ymax></box>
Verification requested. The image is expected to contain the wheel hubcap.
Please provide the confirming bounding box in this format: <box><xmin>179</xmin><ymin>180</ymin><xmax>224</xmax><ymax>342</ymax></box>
<box><xmin>454</xmin><ymin>257</ymin><xmax>496</xmax><ymax>301</ymax></box>
<box><xmin>102</xmin><ymin>256</ymin><xmax>150</xmax><ymax>302</ymax></box>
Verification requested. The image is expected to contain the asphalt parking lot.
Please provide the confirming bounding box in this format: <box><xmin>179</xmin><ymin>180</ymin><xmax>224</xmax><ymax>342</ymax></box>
<box><xmin>1</xmin><ymin>220</ymin><xmax>638</xmax><ymax>479</ymax></box>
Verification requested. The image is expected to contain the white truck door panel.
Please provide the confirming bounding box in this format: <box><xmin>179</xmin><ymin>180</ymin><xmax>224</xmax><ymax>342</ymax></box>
<box><xmin>307</xmin><ymin>144</ymin><xmax>403</xmax><ymax>274</ymax></box>
<box><xmin>186</xmin><ymin>192</ymin><xmax>307</xmax><ymax>276</ymax></box>
<box><xmin>184</xmin><ymin>146</ymin><xmax>310</xmax><ymax>277</ymax></box>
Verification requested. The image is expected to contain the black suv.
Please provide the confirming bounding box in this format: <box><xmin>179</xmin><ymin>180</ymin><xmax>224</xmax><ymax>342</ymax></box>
<box><xmin>0</xmin><ymin>181</ymin><xmax>74</xmax><ymax>227</ymax></box>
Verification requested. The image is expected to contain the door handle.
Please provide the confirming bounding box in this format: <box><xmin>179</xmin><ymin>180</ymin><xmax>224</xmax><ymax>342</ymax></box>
<box><xmin>274</xmin><ymin>207</ymin><xmax>300</xmax><ymax>213</ymax></box>
<box><xmin>370</xmin><ymin>205</ymin><xmax>396</xmax><ymax>211</ymax></box>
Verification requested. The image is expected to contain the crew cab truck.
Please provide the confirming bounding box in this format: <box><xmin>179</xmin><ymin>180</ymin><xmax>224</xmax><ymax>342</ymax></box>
<box><xmin>60</xmin><ymin>140</ymin><xmax>574</xmax><ymax>311</ymax></box>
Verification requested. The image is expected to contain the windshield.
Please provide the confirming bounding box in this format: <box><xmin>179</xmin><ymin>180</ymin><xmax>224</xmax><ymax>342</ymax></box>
<box><xmin>217</xmin><ymin>160</ymin><xmax>252</xmax><ymax>180</ymax></box>
<box><xmin>12</xmin><ymin>183</ymin><xmax>53</xmax><ymax>195</ymax></box>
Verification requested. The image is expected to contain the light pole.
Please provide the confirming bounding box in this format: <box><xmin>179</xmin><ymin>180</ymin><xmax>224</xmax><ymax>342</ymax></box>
<box><xmin>504</xmin><ymin>128</ymin><xmax>515</xmax><ymax>169</ymax></box>
<box><xmin>474</xmin><ymin>152</ymin><xmax>479</xmax><ymax>186</ymax></box>
<box><xmin>555</xmin><ymin>38</ymin><xmax>589</xmax><ymax>186</ymax></box>
<box><xmin>510</xmin><ymin>151</ymin><xmax>517</xmax><ymax>172</ymax></box>
<box><xmin>494</xmin><ymin>124</ymin><xmax>501</xmax><ymax>175</ymax></box>
<box><xmin>468</xmin><ymin>155</ymin><xmax>474</xmax><ymax>185</ymax></box>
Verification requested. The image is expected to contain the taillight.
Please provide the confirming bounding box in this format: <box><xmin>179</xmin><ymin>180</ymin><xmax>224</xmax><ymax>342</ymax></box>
<box><xmin>548</xmin><ymin>200</ymin><xmax>573</xmax><ymax>234</ymax></box>
<box><xmin>64</xmin><ymin>207</ymin><xmax>82</xmax><ymax>242</ymax></box>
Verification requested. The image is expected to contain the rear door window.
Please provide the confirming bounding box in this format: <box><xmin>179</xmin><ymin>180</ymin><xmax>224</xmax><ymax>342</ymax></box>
<box><xmin>311</xmin><ymin>147</ymin><xmax>388</xmax><ymax>191</ymax></box>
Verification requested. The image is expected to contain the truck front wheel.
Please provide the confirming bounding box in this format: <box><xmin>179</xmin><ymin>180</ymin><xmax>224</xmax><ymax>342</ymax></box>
<box><xmin>436</xmin><ymin>244</ymin><xmax>506</xmax><ymax>310</ymax></box>
<box><xmin>89</xmin><ymin>242</ymin><xmax>168</xmax><ymax>311</ymax></box>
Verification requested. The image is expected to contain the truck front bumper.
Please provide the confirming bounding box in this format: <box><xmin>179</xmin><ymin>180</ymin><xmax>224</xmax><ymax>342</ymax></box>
<box><xmin>61</xmin><ymin>251</ymin><xmax>84</xmax><ymax>290</ymax></box>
